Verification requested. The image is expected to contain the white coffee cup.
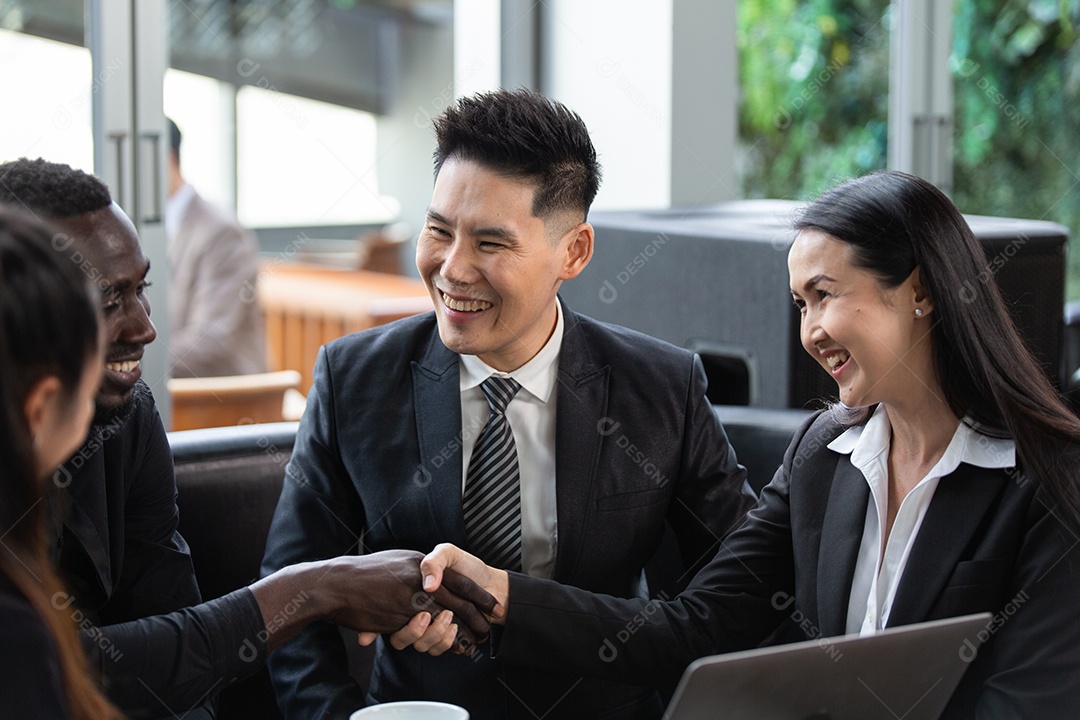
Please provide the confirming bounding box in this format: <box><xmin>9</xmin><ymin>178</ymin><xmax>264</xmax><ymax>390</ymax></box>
<box><xmin>349</xmin><ymin>701</ymin><xmax>470</xmax><ymax>720</ymax></box>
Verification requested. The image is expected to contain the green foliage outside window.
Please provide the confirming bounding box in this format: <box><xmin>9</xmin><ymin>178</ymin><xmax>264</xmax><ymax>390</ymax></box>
<box><xmin>952</xmin><ymin>0</ymin><xmax>1080</xmax><ymax>300</ymax></box>
<box><xmin>737</xmin><ymin>0</ymin><xmax>890</xmax><ymax>201</ymax></box>
<box><xmin>739</xmin><ymin>0</ymin><xmax>1080</xmax><ymax>299</ymax></box>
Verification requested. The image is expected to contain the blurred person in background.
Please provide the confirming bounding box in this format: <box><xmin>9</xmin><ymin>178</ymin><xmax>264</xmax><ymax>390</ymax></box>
<box><xmin>166</xmin><ymin>117</ymin><xmax>266</xmax><ymax>378</ymax></box>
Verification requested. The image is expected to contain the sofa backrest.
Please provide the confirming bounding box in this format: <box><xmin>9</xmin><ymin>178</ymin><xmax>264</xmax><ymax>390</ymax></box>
<box><xmin>712</xmin><ymin>405</ymin><xmax>811</xmax><ymax>493</ymax></box>
<box><xmin>171</xmin><ymin>422</ymin><xmax>297</xmax><ymax>601</ymax></box>
<box><xmin>170</xmin><ymin>421</ymin><xmax>298</xmax><ymax>720</ymax></box>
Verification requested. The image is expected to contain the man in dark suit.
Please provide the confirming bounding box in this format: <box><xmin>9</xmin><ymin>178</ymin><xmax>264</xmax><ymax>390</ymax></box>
<box><xmin>261</xmin><ymin>88</ymin><xmax>755</xmax><ymax>720</ymax></box>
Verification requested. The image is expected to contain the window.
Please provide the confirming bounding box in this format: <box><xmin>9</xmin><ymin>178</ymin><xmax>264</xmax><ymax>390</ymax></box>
<box><xmin>737</xmin><ymin>0</ymin><xmax>891</xmax><ymax>200</ymax></box>
<box><xmin>235</xmin><ymin>86</ymin><xmax>397</xmax><ymax>227</ymax></box>
<box><xmin>164</xmin><ymin>69</ymin><xmax>231</xmax><ymax>208</ymax></box>
<box><xmin>0</xmin><ymin>29</ymin><xmax>92</xmax><ymax>171</ymax></box>
<box><xmin>951</xmin><ymin>0</ymin><xmax>1080</xmax><ymax>299</ymax></box>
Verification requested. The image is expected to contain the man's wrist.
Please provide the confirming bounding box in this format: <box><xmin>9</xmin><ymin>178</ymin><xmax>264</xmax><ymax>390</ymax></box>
<box><xmin>250</xmin><ymin>560</ymin><xmax>339</xmax><ymax>649</ymax></box>
<box><xmin>294</xmin><ymin>558</ymin><xmax>347</xmax><ymax>624</ymax></box>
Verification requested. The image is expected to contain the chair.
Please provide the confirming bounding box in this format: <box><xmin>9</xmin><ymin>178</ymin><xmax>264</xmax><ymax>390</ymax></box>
<box><xmin>168</xmin><ymin>370</ymin><xmax>302</xmax><ymax>431</ymax></box>
<box><xmin>644</xmin><ymin>405</ymin><xmax>811</xmax><ymax>600</ymax></box>
<box><xmin>1065</xmin><ymin>302</ymin><xmax>1080</xmax><ymax>414</ymax></box>
<box><xmin>356</xmin><ymin>228</ymin><xmax>409</xmax><ymax>275</ymax></box>
<box><xmin>367</xmin><ymin>296</ymin><xmax>436</xmax><ymax>326</ymax></box>
<box><xmin>712</xmin><ymin>404</ymin><xmax>812</xmax><ymax>492</ymax></box>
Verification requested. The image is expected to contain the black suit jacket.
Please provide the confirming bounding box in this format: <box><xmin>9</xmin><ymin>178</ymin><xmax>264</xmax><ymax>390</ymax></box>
<box><xmin>499</xmin><ymin>410</ymin><xmax>1080</xmax><ymax>718</ymax></box>
<box><xmin>56</xmin><ymin>382</ymin><xmax>267</xmax><ymax>719</ymax></box>
<box><xmin>56</xmin><ymin>383</ymin><xmax>200</xmax><ymax>627</ymax></box>
<box><xmin>261</xmin><ymin>301</ymin><xmax>755</xmax><ymax>720</ymax></box>
<box><xmin>0</xmin><ymin>577</ymin><xmax>72</xmax><ymax>719</ymax></box>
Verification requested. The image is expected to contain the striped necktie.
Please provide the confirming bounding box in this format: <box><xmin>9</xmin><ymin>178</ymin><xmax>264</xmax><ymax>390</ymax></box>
<box><xmin>463</xmin><ymin>376</ymin><xmax>523</xmax><ymax>572</ymax></box>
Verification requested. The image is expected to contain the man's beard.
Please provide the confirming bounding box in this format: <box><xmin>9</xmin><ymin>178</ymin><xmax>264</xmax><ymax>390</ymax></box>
<box><xmin>91</xmin><ymin>384</ymin><xmax>139</xmax><ymax>430</ymax></box>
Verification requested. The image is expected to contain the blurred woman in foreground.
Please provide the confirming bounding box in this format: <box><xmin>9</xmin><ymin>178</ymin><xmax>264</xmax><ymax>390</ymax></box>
<box><xmin>0</xmin><ymin>209</ymin><xmax>121</xmax><ymax>720</ymax></box>
<box><xmin>414</xmin><ymin>171</ymin><xmax>1080</xmax><ymax>717</ymax></box>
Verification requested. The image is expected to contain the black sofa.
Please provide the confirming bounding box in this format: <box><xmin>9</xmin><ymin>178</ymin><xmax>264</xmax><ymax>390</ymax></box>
<box><xmin>168</xmin><ymin>406</ymin><xmax>810</xmax><ymax>719</ymax></box>
<box><xmin>712</xmin><ymin>405</ymin><xmax>811</xmax><ymax>492</ymax></box>
<box><xmin>170</xmin><ymin>422</ymin><xmax>298</xmax><ymax>720</ymax></box>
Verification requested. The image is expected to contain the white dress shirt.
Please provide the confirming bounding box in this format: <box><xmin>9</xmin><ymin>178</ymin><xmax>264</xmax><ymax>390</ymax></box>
<box><xmin>164</xmin><ymin>181</ymin><xmax>196</xmax><ymax>242</ymax></box>
<box><xmin>458</xmin><ymin>301</ymin><xmax>563</xmax><ymax>579</ymax></box>
<box><xmin>830</xmin><ymin>404</ymin><xmax>1016</xmax><ymax>636</ymax></box>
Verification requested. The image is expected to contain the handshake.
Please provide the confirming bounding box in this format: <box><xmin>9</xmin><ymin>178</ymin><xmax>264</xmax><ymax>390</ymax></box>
<box><xmin>251</xmin><ymin>545</ymin><xmax>508</xmax><ymax>656</ymax></box>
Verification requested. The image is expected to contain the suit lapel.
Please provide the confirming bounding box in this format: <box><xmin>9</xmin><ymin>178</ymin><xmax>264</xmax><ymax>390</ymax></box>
<box><xmin>888</xmin><ymin>463</ymin><xmax>1005</xmax><ymax>626</ymax></box>
<box><xmin>817</xmin><ymin>455</ymin><xmax>870</xmax><ymax>636</ymax></box>
<box><xmin>412</xmin><ymin>330</ymin><xmax>468</xmax><ymax>545</ymax></box>
<box><xmin>553</xmin><ymin>303</ymin><xmax>609</xmax><ymax>580</ymax></box>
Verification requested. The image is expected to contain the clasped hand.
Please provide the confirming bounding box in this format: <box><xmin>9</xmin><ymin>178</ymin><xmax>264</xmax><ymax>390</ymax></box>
<box><xmin>372</xmin><ymin>545</ymin><xmax>510</xmax><ymax>656</ymax></box>
<box><xmin>315</xmin><ymin>549</ymin><xmax>494</xmax><ymax>654</ymax></box>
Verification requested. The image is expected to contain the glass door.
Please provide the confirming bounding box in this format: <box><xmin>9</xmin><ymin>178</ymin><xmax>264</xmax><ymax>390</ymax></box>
<box><xmin>0</xmin><ymin>0</ymin><xmax>172</xmax><ymax>422</ymax></box>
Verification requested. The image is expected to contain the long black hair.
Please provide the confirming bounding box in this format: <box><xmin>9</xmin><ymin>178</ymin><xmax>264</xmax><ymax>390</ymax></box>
<box><xmin>0</xmin><ymin>208</ymin><xmax>121</xmax><ymax>720</ymax></box>
<box><xmin>795</xmin><ymin>170</ymin><xmax>1080</xmax><ymax>528</ymax></box>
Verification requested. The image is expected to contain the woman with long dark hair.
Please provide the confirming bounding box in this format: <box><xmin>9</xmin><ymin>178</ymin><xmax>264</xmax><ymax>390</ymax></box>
<box><xmin>0</xmin><ymin>209</ymin><xmax>122</xmax><ymax>720</ymax></box>
<box><xmin>412</xmin><ymin>171</ymin><xmax>1080</xmax><ymax>717</ymax></box>
<box><xmin>793</xmin><ymin>169</ymin><xmax>1080</xmax><ymax>522</ymax></box>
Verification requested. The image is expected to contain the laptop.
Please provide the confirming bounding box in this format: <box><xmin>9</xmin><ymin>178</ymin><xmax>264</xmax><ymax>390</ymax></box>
<box><xmin>663</xmin><ymin>613</ymin><xmax>992</xmax><ymax>720</ymax></box>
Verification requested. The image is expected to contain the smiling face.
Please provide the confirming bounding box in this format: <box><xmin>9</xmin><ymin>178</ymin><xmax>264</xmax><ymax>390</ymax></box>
<box><xmin>788</xmin><ymin>228</ymin><xmax>937</xmax><ymax>410</ymax></box>
<box><xmin>50</xmin><ymin>203</ymin><xmax>156</xmax><ymax>420</ymax></box>
<box><xmin>416</xmin><ymin>158</ymin><xmax>593</xmax><ymax>372</ymax></box>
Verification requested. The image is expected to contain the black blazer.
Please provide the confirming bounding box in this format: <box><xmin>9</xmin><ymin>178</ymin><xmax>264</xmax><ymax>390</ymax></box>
<box><xmin>261</xmin><ymin>300</ymin><xmax>755</xmax><ymax>720</ymax></box>
<box><xmin>57</xmin><ymin>383</ymin><xmax>201</xmax><ymax>626</ymax></box>
<box><xmin>56</xmin><ymin>382</ymin><xmax>266</xmax><ymax>719</ymax></box>
<box><xmin>55</xmin><ymin>382</ymin><xmax>219</xmax><ymax>719</ymax></box>
<box><xmin>499</xmin><ymin>410</ymin><xmax>1080</xmax><ymax>718</ymax></box>
<box><xmin>0</xmin><ymin>576</ymin><xmax>72</xmax><ymax>720</ymax></box>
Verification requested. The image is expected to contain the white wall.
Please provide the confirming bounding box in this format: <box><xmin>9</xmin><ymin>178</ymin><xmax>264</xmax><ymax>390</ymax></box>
<box><xmin>377</xmin><ymin>18</ymin><xmax>456</xmax><ymax>276</ymax></box>
<box><xmin>544</xmin><ymin>0</ymin><xmax>673</xmax><ymax>211</ymax></box>
<box><xmin>454</xmin><ymin>0</ymin><xmax>501</xmax><ymax>98</ymax></box>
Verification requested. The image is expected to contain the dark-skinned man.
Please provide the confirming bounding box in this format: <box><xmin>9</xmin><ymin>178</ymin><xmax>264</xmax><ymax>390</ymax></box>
<box><xmin>0</xmin><ymin>157</ymin><xmax>493</xmax><ymax>720</ymax></box>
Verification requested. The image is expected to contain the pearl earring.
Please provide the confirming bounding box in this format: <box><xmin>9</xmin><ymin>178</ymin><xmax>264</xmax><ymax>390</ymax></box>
<box><xmin>914</xmin><ymin>308</ymin><xmax>924</xmax><ymax>317</ymax></box>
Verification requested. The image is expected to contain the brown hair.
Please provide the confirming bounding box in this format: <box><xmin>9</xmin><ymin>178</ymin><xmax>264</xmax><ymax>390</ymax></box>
<box><xmin>0</xmin><ymin>208</ymin><xmax>122</xmax><ymax>720</ymax></box>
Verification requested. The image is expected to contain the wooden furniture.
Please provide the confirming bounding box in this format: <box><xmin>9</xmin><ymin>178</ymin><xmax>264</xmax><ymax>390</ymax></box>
<box><xmin>257</xmin><ymin>262</ymin><xmax>432</xmax><ymax>392</ymax></box>
<box><xmin>167</xmin><ymin>370</ymin><xmax>302</xmax><ymax>431</ymax></box>
<box><xmin>356</xmin><ymin>229</ymin><xmax>409</xmax><ymax>274</ymax></box>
